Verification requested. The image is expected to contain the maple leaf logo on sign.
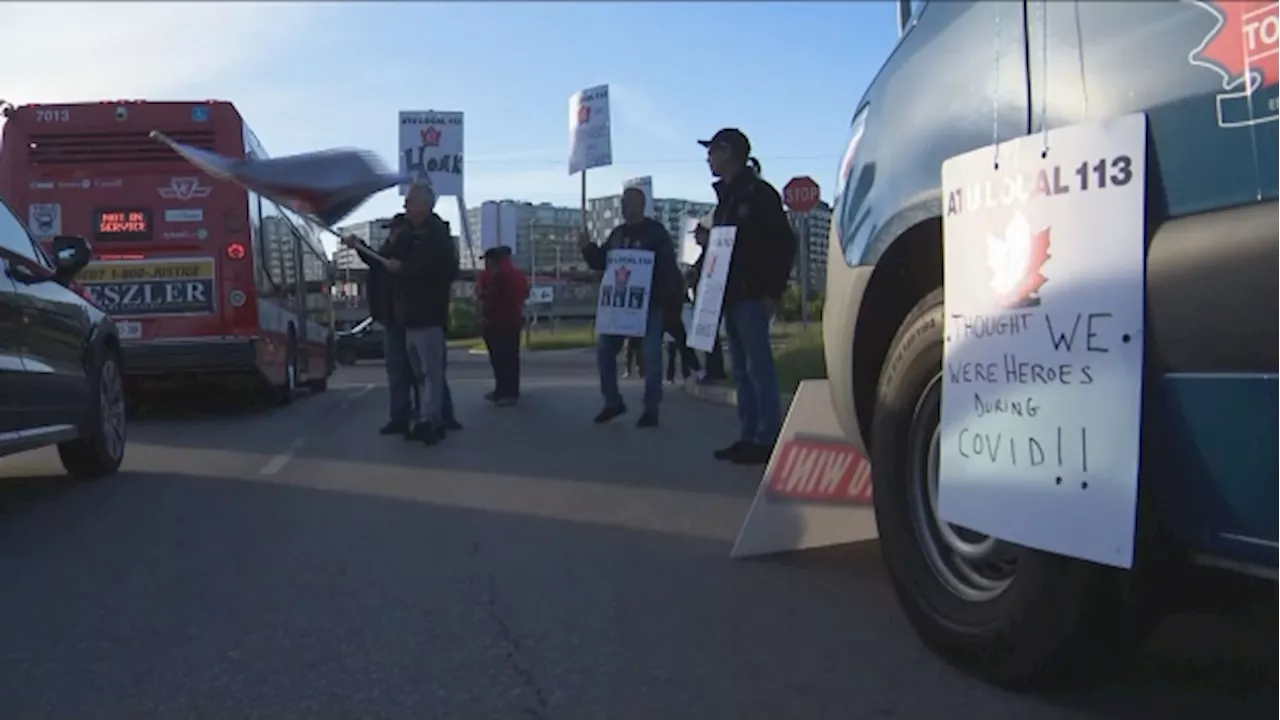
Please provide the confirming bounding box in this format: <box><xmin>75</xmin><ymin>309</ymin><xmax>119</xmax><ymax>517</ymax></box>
<box><xmin>420</xmin><ymin>126</ymin><xmax>442</xmax><ymax>147</ymax></box>
<box><xmin>1188</xmin><ymin>0</ymin><xmax>1279</xmax><ymax>127</ymax></box>
<box><xmin>577</xmin><ymin>104</ymin><xmax>591</xmax><ymax>126</ymax></box>
<box><xmin>615</xmin><ymin>264</ymin><xmax>631</xmax><ymax>285</ymax></box>
<box><xmin>986</xmin><ymin>212</ymin><xmax>1051</xmax><ymax>309</ymax></box>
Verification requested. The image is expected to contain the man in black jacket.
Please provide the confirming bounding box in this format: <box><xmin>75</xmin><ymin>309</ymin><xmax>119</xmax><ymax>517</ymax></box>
<box><xmin>580</xmin><ymin>186</ymin><xmax>681</xmax><ymax>428</ymax></box>
<box><xmin>344</xmin><ymin>181</ymin><xmax>459</xmax><ymax>444</ymax></box>
<box><xmin>698</xmin><ymin>128</ymin><xmax>798</xmax><ymax>465</ymax></box>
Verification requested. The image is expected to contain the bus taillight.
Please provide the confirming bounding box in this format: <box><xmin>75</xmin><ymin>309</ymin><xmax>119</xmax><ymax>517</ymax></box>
<box><xmin>226</xmin><ymin>242</ymin><xmax>246</xmax><ymax>260</ymax></box>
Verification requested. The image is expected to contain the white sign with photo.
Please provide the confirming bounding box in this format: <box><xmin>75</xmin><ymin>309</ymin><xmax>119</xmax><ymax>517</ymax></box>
<box><xmin>687</xmin><ymin>226</ymin><xmax>736</xmax><ymax>352</ymax></box>
<box><xmin>623</xmin><ymin>175</ymin><xmax>655</xmax><ymax>217</ymax></box>
<box><xmin>398</xmin><ymin>110</ymin><xmax>464</xmax><ymax>197</ymax></box>
<box><xmin>595</xmin><ymin>248</ymin><xmax>654</xmax><ymax>338</ymax></box>
<box><xmin>568</xmin><ymin>85</ymin><xmax>612</xmax><ymax>175</ymax></box>
<box><xmin>939</xmin><ymin>112</ymin><xmax>1148</xmax><ymax>570</ymax></box>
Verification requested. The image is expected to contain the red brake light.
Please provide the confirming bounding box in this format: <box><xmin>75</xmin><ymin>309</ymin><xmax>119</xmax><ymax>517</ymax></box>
<box><xmin>227</xmin><ymin>243</ymin><xmax>246</xmax><ymax>260</ymax></box>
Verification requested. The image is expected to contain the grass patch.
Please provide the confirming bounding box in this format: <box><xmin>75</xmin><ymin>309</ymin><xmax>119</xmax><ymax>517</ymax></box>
<box><xmin>525</xmin><ymin>325</ymin><xmax>597</xmax><ymax>351</ymax></box>
<box><xmin>464</xmin><ymin>325</ymin><xmax>599</xmax><ymax>352</ymax></box>
<box><xmin>772</xmin><ymin>326</ymin><xmax>826</xmax><ymax>395</ymax></box>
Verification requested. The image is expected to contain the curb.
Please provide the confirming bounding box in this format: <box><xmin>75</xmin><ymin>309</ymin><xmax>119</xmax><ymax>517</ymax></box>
<box><xmin>681</xmin><ymin>379</ymin><xmax>794</xmax><ymax>409</ymax></box>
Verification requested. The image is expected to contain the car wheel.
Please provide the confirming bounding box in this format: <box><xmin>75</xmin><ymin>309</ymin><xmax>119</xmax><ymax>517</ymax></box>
<box><xmin>337</xmin><ymin>347</ymin><xmax>358</xmax><ymax>366</ymax></box>
<box><xmin>869</xmin><ymin>288</ymin><xmax>1148</xmax><ymax>689</ymax></box>
<box><xmin>58</xmin><ymin>348</ymin><xmax>126</xmax><ymax>480</ymax></box>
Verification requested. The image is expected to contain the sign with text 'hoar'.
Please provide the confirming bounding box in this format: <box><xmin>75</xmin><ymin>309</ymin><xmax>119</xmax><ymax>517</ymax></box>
<box><xmin>399</xmin><ymin>111</ymin><xmax>464</xmax><ymax>198</ymax></box>
<box><xmin>939</xmin><ymin>113</ymin><xmax>1147</xmax><ymax>570</ymax></box>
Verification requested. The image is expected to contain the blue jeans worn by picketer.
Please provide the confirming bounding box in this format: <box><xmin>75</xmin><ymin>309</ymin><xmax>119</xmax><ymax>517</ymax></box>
<box><xmin>596</xmin><ymin>307</ymin><xmax>665</xmax><ymax>413</ymax></box>
<box><xmin>724</xmin><ymin>299</ymin><xmax>782</xmax><ymax>446</ymax></box>
<box><xmin>383</xmin><ymin>324</ymin><xmax>413</xmax><ymax>425</ymax></box>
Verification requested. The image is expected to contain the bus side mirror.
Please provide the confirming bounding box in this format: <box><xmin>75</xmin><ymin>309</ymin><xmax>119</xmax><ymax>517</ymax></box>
<box><xmin>51</xmin><ymin>235</ymin><xmax>92</xmax><ymax>278</ymax></box>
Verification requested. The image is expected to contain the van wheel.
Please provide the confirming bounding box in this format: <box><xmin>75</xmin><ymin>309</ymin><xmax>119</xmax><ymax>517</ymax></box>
<box><xmin>869</xmin><ymin>288</ymin><xmax>1149</xmax><ymax>688</ymax></box>
<box><xmin>337</xmin><ymin>346</ymin><xmax>358</xmax><ymax>366</ymax></box>
<box><xmin>59</xmin><ymin>348</ymin><xmax>126</xmax><ymax>480</ymax></box>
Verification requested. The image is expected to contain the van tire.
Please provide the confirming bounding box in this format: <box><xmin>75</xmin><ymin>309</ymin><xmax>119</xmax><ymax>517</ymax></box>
<box><xmin>868</xmin><ymin>288</ymin><xmax>1149</xmax><ymax>688</ymax></box>
<box><xmin>59</xmin><ymin>348</ymin><xmax>126</xmax><ymax>480</ymax></box>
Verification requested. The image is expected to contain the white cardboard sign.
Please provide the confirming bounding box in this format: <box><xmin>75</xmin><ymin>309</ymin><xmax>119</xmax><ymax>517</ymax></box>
<box><xmin>568</xmin><ymin>85</ymin><xmax>613</xmax><ymax>175</ymax></box>
<box><xmin>939</xmin><ymin>113</ymin><xmax>1148</xmax><ymax>570</ymax></box>
<box><xmin>687</xmin><ymin>226</ymin><xmax>736</xmax><ymax>352</ymax></box>
<box><xmin>623</xmin><ymin>175</ymin><xmax>655</xmax><ymax>218</ymax></box>
<box><xmin>398</xmin><ymin>110</ymin><xmax>464</xmax><ymax>197</ymax></box>
<box><xmin>732</xmin><ymin>380</ymin><xmax>879</xmax><ymax>558</ymax></box>
<box><xmin>595</xmin><ymin>248</ymin><xmax>654</xmax><ymax>337</ymax></box>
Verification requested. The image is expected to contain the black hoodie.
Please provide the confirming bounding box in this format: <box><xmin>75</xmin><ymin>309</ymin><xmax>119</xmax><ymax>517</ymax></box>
<box><xmin>710</xmin><ymin>170</ymin><xmax>797</xmax><ymax>304</ymax></box>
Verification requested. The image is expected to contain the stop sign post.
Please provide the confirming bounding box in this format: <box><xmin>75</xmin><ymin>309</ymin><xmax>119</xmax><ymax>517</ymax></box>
<box><xmin>783</xmin><ymin>176</ymin><xmax>821</xmax><ymax>328</ymax></box>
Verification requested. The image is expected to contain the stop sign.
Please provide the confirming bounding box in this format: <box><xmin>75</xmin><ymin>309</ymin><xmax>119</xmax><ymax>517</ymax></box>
<box><xmin>783</xmin><ymin>176</ymin><xmax>821</xmax><ymax>213</ymax></box>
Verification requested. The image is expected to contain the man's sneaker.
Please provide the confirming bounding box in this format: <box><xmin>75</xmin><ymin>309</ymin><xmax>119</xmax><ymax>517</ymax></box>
<box><xmin>380</xmin><ymin>420</ymin><xmax>409</xmax><ymax>435</ymax></box>
<box><xmin>636</xmin><ymin>410</ymin><xmax>659</xmax><ymax>428</ymax></box>
<box><xmin>484</xmin><ymin>391</ymin><xmax>499</xmax><ymax>403</ymax></box>
<box><xmin>444</xmin><ymin>419</ymin><xmax>463</xmax><ymax>431</ymax></box>
<box><xmin>713</xmin><ymin>440</ymin><xmax>749</xmax><ymax>461</ymax></box>
<box><xmin>593</xmin><ymin>404</ymin><xmax>627</xmax><ymax>423</ymax></box>
<box><xmin>731</xmin><ymin>443</ymin><xmax>772</xmax><ymax>466</ymax></box>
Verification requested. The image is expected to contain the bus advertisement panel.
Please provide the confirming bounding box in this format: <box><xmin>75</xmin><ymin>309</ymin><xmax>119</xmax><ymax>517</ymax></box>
<box><xmin>0</xmin><ymin>100</ymin><xmax>334</xmax><ymax>401</ymax></box>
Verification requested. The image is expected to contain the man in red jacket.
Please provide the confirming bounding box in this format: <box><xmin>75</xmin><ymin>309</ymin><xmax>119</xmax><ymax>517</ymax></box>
<box><xmin>477</xmin><ymin>246</ymin><xmax>529</xmax><ymax>405</ymax></box>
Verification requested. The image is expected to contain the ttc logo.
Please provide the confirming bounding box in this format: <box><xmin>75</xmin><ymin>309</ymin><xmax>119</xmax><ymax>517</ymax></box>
<box><xmin>1188</xmin><ymin>0</ymin><xmax>1279</xmax><ymax>127</ymax></box>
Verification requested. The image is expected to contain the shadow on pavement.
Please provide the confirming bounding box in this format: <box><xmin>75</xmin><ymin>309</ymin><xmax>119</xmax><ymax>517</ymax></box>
<box><xmin>0</xmin><ymin>468</ymin><xmax>1274</xmax><ymax>719</ymax></box>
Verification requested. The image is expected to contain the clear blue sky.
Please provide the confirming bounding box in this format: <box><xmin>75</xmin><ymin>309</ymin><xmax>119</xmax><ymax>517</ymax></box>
<box><xmin>3</xmin><ymin>1</ymin><xmax>900</xmax><ymax>250</ymax></box>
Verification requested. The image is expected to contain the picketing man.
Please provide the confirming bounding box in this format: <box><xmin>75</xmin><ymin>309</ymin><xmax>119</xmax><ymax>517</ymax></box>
<box><xmin>342</xmin><ymin>180</ymin><xmax>461</xmax><ymax>445</ymax></box>
<box><xmin>697</xmin><ymin>128</ymin><xmax>798</xmax><ymax>465</ymax></box>
<box><xmin>579</xmin><ymin>185</ymin><xmax>682</xmax><ymax>428</ymax></box>
<box><xmin>477</xmin><ymin>245</ymin><xmax>529</xmax><ymax>406</ymax></box>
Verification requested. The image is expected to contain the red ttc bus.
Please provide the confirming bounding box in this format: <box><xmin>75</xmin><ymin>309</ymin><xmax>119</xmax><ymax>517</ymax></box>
<box><xmin>0</xmin><ymin>100</ymin><xmax>334</xmax><ymax>402</ymax></box>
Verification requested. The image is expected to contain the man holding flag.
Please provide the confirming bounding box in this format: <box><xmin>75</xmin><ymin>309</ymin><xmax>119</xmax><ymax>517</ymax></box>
<box><xmin>343</xmin><ymin>181</ymin><xmax>459</xmax><ymax>445</ymax></box>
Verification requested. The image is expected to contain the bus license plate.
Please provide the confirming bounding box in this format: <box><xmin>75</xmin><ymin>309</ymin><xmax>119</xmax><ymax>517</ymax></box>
<box><xmin>116</xmin><ymin>320</ymin><xmax>142</xmax><ymax>340</ymax></box>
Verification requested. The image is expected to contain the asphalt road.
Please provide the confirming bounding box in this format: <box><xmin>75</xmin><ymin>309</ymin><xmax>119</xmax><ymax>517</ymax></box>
<box><xmin>0</xmin><ymin>349</ymin><xmax>1274</xmax><ymax>719</ymax></box>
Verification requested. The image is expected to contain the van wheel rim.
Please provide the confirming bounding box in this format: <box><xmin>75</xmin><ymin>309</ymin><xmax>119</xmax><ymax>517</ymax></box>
<box><xmin>100</xmin><ymin>359</ymin><xmax>126</xmax><ymax>460</ymax></box>
<box><xmin>907</xmin><ymin>374</ymin><xmax>1015</xmax><ymax>603</ymax></box>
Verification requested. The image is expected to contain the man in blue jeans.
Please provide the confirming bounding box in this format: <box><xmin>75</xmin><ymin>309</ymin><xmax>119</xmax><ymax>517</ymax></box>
<box><xmin>697</xmin><ymin>128</ymin><xmax>798</xmax><ymax>465</ymax></box>
<box><xmin>580</xmin><ymin>186</ymin><xmax>681</xmax><ymax>428</ymax></box>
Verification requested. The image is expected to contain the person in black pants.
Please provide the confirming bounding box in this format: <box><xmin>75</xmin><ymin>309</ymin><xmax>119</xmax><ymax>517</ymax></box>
<box><xmin>663</xmin><ymin>301</ymin><xmax>701</xmax><ymax>383</ymax></box>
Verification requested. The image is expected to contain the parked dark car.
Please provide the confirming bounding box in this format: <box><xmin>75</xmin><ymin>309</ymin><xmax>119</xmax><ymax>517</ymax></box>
<box><xmin>0</xmin><ymin>196</ymin><xmax>126</xmax><ymax>479</ymax></box>
<box><xmin>334</xmin><ymin>317</ymin><xmax>385</xmax><ymax>365</ymax></box>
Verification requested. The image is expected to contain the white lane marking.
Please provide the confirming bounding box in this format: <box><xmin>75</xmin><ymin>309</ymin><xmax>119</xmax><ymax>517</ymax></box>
<box><xmin>340</xmin><ymin>383</ymin><xmax>375</xmax><ymax>410</ymax></box>
<box><xmin>259</xmin><ymin>436</ymin><xmax>306</xmax><ymax>476</ymax></box>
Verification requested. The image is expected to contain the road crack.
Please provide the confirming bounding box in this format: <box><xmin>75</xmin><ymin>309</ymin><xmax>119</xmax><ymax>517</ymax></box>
<box><xmin>475</xmin><ymin>541</ymin><xmax>551</xmax><ymax>720</ymax></box>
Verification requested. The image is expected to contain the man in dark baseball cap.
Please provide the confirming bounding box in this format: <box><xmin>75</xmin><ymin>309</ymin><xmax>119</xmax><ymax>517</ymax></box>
<box><xmin>698</xmin><ymin>128</ymin><xmax>751</xmax><ymax>157</ymax></box>
<box><xmin>693</xmin><ymin>126</ymin><xmax>798</xmax><ymax>465</ymax></box>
